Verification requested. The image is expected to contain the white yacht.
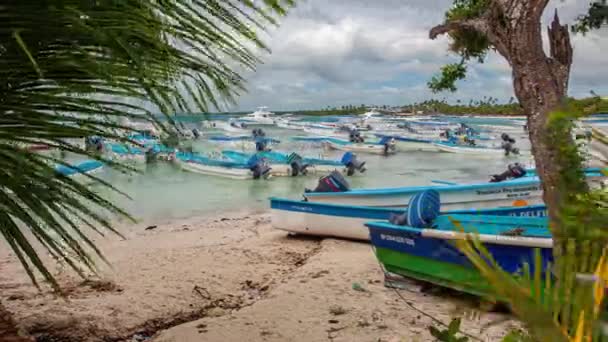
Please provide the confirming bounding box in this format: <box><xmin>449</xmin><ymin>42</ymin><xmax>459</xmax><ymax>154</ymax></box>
<box><xmin>242</xmin><ymin>106</ymin><xmax>275</xmax><ymax>125</ymax></box>
<box><xmin>362</xmin><ymin>108</ymin><xmax>381</xmax><ymax>120</ymax></box>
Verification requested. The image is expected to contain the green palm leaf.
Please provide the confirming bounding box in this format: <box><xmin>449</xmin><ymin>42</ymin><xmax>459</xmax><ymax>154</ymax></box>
<box><xmin>0</xmin><ymin>0</ymin><xmax>294</xmax><ymax>290</ymax></box>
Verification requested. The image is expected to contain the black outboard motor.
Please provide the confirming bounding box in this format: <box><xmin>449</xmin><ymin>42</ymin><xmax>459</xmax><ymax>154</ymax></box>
<box><xmin>286</xmin><ymin>153</ymin><xmax>310</xmax><ymax>176</ymax></box>
<box><xmin>501</xmin><ymin>133</ymin><xmax>520</xmax><ymax>156</ymax></box>
<box><xmin>349</xmin><ymin>130</ymin><xmax>365</xmax><ymax>143</ymax></box>
<box><xmin>252</xmin><ymin>128</ymin><xmax>266</xmax><ymax>138</ymax></box>
<box><xmin>191</xmin><ymin>128</ymin><xmax>201</xmax><ymax>140</ymax></box>
<box><xmin>305</xmin><ymin>170</ymin><xmax>350</xmax><ymax>193</ymax></box>
<box><xmin>255</xmin><ymin>138</ymin><xmax>268</xmax><ymax>152</ymax></box>
<box><xmin>341</xmin><ymin>152</ymin><xmax>366</xmax><ymax>176</ymax></box>
<box><xmin>247</xmin><ymin>155</ymin><xmax>271</xmax><ymax>179</ymax></box>
<box><xmin>490</xmin><ymin>163</ymin><xmax>527</xmax><ymax>183</ymax></box>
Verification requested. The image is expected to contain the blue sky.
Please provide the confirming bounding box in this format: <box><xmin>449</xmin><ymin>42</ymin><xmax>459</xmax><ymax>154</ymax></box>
<box><xmin>231</xmin><ymin>0</ymin><xmax>607</xmax><ymax>112</ymax></box>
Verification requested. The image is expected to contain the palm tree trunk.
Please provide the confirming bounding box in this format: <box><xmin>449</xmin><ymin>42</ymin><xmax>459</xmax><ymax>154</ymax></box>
<box><xmin>0</xmin><ymin>301</ymin><xmax>31</xmax><ymax>342</ymax></box>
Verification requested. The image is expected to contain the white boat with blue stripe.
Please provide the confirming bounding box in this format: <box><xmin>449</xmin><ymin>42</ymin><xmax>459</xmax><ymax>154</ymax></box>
<box><xmin>303</xmin><ymin>168</ymin><xmax>605</xmax><ymax>209</ymax></box>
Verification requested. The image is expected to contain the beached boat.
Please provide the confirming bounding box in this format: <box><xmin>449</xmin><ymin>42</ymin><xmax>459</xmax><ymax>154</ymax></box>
<box><xmin>366</xmin><ymin>212</ymin><xmax>551</xmax><ymax>298</ymax></box>
<box><xmin>176</xmin><ymin>152</ymin><xmax>271</xmax><ymax>180</ymax></box>
<box><xmin>270</xmin><ymin>197</ymin><xmax>547</xmax><ymax>241</ymax></box>
<box><xmin>324</xmin><ymin>137</ymin><xmax>397</xmax><ymax>155</ymax></box>
<box><xmin>303</xmin><ymin>169</ymin><xmax>605</xmax><ymax>209</ymax></box>
<box><xmin>55</xmin><ymin>159</ymin><xmax>104</xmax><ymax>184</ymax></box>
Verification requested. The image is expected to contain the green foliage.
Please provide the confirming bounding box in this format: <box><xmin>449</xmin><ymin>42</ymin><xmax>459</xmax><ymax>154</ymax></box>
<box><xmin>429</xmin><ymin>318</ymin><xmax>470</xmax><ymax>341</ymax></box>
<box><xmin>429</xmin><ymin>62</ymin><xmax>468</xmax><ymax>93</ymax></box>
<box><xmin>446</xmin><ymin>0</ymin><xmax>490</xmax><ymax>21</ymax></box>
<box><xmin>429</xmin><ymin>0</ymin><xmax>491</xmax><ymax>92</ymax></box>
<box><xmin>453</xmin><ymin>230</ymin><xmax>608</xmax><ymax>341</ymax></box>
<box><xmin>0</xmin><ymin>0</ymin><xmax>293</xmax><ymax>290</ymax></box>
<box><xmin>445</xmin><ymin>0</ymin><xmax>490</xmax><ymax>62</ymax></box>
<box><xmin>573</xmin><ymin>1</ymin><xmax>608</xmax><ymax>34</ymax></box>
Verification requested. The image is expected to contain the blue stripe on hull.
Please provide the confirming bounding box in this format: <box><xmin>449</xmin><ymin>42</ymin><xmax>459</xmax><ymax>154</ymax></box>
<box><xmin>270</xmin><ymin>198</ymin><xmax>548</xmax><ymax>219</ymax></box>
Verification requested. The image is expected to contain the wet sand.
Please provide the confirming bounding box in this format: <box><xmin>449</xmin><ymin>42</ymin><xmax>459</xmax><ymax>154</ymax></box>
<box><xmin>0</xmin><ymin>211</ymin><xmax>518</xmax><ymax>341</ymax></box>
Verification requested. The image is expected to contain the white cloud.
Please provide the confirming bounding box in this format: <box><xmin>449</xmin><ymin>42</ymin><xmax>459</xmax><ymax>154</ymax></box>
<box><xmin>230</xmin><ymin>0</ymin><xmax>608</xmax><ymax>111</ymax></box>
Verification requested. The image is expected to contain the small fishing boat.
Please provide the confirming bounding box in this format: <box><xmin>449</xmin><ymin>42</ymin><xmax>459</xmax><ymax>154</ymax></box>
<box><xmin>176</xmin><ymin>152</ymin><xmax>271</xmax><ymax>180</ymax></box>
<box><xmin>55</xmin><ymin>159</ymin><xmax>104</xmax><ymax>183</ymax></box>
<box><xmin>366</xmin><ymin>201</ymin><xmax>552</xmax><ymax>298</ymax></box>
<box><xmin>271</xmin><ymin>197</ymin><xmax>547</xmax><ymax>241</ymax></box>
<box><xmin>303</xmin><ymin>168</ymin><xmax>605</xmax><ymax>209</ymax></box>
<box><xmin>324</xmin><ymin>137</ymin><xmax>397</xmax><ymax>155</ymax></box>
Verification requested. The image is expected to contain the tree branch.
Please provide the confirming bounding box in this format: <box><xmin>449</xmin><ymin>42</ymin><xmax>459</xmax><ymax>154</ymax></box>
<box><xmin>548</xmin><ymin>10</ymin><xmax>573</xmax><ymax>66</ymax></box>
<box><xmin>547</xmin><ymin>9</ymin><xmax>573</xmax><ymax>91</ymax></box>
<box><xmin>429</xmin><ymin>18</ymin><xmax>490</xmax><ymax>40</ymax></box>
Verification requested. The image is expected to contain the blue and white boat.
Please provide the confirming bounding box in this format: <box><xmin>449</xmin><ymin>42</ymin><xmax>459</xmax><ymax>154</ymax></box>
<box><xmin>303</xmin><ymin>169</ymin><xmax>605</xmax><ymax>209</ymax></box>
<box><xmin>176</xmin><ymin>152</ymin><xmax>271</xmax><ymax>180</ymax></box>
<box><xmin>270</xmin><ymin>197</ymin><xmax>547</xmax><ymax>241</ymax></box>
<box><xmin>366</xmin><ymin>208</ymin><xmax>552</xmax><ymax>297</ymax></box>
<box><xmin>55</xmin><ymin>159</ymin><xmax>104</xmax><ymax>184</ymax></box>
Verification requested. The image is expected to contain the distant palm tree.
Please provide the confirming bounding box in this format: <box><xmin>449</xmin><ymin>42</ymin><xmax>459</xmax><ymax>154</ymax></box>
<box><xmin>0</xmin><ymin>1</ymin><xmax>293</xmax><ymax>340</ymax></box>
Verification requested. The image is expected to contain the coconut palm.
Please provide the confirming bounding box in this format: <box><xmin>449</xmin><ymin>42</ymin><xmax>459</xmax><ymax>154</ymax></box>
<box><xmin>0</xmin><ymin>1</ymin><xmax>293</xmax><ymax>339</ymax></box>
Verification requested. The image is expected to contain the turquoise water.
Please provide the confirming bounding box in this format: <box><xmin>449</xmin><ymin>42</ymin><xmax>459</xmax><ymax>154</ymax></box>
<box><xmin>92</xmin><ymin>125</ymin><xmax>532</xmax><ymax>222</ymax></box>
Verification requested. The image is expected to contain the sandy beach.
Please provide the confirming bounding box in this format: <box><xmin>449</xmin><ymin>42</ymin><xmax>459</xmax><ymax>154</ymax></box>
<box><xmin>0</xmin><ymin>211</ymin><xmax>519</xmax><ymax>341</ymax></box>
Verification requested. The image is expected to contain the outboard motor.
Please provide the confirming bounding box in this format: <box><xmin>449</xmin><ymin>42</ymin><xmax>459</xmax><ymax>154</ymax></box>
<box><xmin>463</xmin><ymin>136</ymin><xmax>476</xmax><ymax>146</ymax></box>
<box><xmin>305</xmin><ymin>170</ymin><xmax>350</xmax><ymax>193</ymax></box>
<box><xmin>145</xmin><ymin>146</ymin><xmax>160</xmax><ymax>164</ymax></box>
<box><xmin>286</xmin><ymin>153</ymin><xmax>310</xmax><ymax>176</ymax></box>
<box><xmin>255</xmin><ymin>138</ymin><xmax>269</xmax><ymax>152</ymax></box>
<box><xmin>349</xmin><ymin>129</ymin><xmax>364</xmax><ymax>143</ymax></box>
<box><xmin>501</xmin><ymin>133</ymin><xmax>520</xmax><ymax>156</ymax></box>
<box><xmin>252</xmin><ymin>128</ymin><xmax>266</xmax><ymax>138</ymax></box>
<box><xmin>341</xmin><ymin>152</ymin><xmax>366</xmax><ymax>176</ymax></box>
<box><xmin>247</xmin><ymin>155</ymin><xmax>271</xmax><ymax>179</ymax></box>
<box><xmin>490</xmin><ymin>163</ymin><xmax>527</xmax><ymax>183</ymax></box>
<box><xmin>191</xmin><ymin>128</ymin><xmax>201</xmax><ymax>140</ymax></box>
<box><xmin>379</xmin><ymin>136</ymin><xmax>395</xmax><ymax>155</ymax></box>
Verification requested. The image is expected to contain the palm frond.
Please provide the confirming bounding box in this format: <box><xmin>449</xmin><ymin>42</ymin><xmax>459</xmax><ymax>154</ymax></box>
<box><xmin>0</xmin><ymin>0</ymin><xmax>294</xmax><ymax>289</ymax></box>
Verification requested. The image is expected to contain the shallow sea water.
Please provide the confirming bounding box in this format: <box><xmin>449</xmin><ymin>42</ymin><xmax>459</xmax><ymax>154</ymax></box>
<box><xmin>92</xmin><ymin>124</ymin><xmax>533</xmax><ymax>222</ymax></box>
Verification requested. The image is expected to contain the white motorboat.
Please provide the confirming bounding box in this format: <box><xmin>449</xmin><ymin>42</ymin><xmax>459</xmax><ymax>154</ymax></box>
<box><xmin>242</xmin><ymin>106</ymin><xmax>275</xmax><ymax>125</ymax></box>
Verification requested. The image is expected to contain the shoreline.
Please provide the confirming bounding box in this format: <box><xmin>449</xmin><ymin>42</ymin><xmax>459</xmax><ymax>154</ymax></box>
<box><xmin>0</xmin><ymin>210</ymin><xmax>517</xmax><ymax>341</ymax></box>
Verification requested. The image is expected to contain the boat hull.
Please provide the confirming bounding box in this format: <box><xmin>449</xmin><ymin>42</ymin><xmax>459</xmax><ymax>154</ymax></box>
<box><xmin>432</xmin><ymin>142</ymin><xmax>507</xmax><ymax>155</ymax></box>
<box><xmin>179</xmin><ymin>160</ymin><xmax>254</xmax><ymax>180</ymax></box>
<box><xmin>270</xmin><ymin>198</ymin><xmax>547</xmax><ymax>241</ymax></box>
<box><xmin>305</xmin><ymin>178</ymin><xmax>547</xmax><ymax>209</ymax></box>
<box><xmin>367</xmin><ymin>220</ymin><xmax>552</xmax><ymax>298</ymax></box>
